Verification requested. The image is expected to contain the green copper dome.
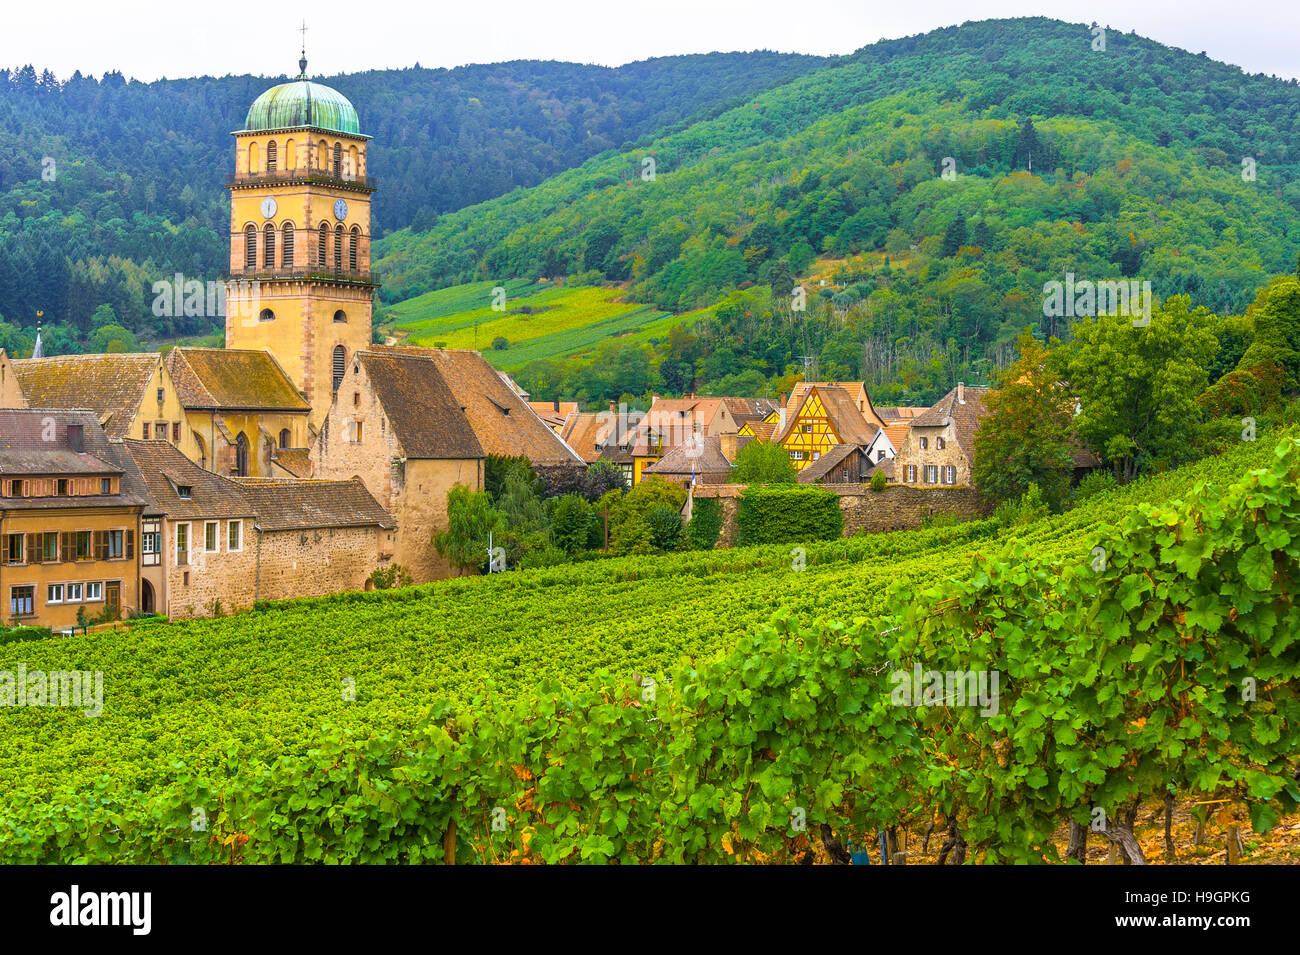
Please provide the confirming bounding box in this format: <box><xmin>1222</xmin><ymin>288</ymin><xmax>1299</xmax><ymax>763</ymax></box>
<box><xmin>244</xmin><ymin>68</ymin><xmax>360</xmax><ymax>135</ymax></box>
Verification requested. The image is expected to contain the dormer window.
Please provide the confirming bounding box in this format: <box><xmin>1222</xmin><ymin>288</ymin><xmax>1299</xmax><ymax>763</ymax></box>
<box><xmin>177</xmin><ymin>485</ymin><xmax>192</xmax><ymax>500</ymax></box>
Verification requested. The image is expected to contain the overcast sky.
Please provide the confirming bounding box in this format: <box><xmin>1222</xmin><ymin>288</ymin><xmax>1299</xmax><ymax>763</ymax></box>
<box><xmin>3</xmin><ymin>0</ymin><xmax>1297</xmax><ymax>82</ymax></box>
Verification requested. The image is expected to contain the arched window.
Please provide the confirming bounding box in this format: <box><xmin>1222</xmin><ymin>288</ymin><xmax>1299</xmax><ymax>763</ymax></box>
<box><xmin>334</xmin><ymin>225</ymin><xmax>343</xmax><ymax>271</ymax></box>
<box><xmin>318</xmin><ymin>139</ymin><xmax>327</xmax><ymax>172</ymax></box>
<box><xmin>333</xmin><ymin>142</ymin><xmax>342</xmax><ymax>179</ymax></box>
<box><xmin>282</xmin><ymin>222</ymin><xmax>294</xmax><ymax>268</ymax></box>
<box><xmin>195</xmin><ymin>434</ymin><xmax>206</xmax><ymax>471</ymax></box>
<box><xmin>285</xmin><ymin>138</ymin><xmax>296</xmax><ymax>170</ymax></box>
<box><xmin>259</xmin><ymin>308</ymin><xmax>275</xmax><ymax>322</ymax></box>
<box><xmin>348</xmin><ymin>146</ymin><xmax>359</xmax><ymax>180</ymax></box>
<box><xmin>248</xmin><ymin>142</ymin><xmax>259</xmax><ymax>174</ymax></box>
<box><xmin>263</xmin><ymin>223</ymin><xmax>276</xmax><ymax>268</ymax></box>
<box><xmin>332</xmin><ymin>345</ymin><xmax>346</xmax><ymax>392</ymax></box>
<box><xmin>349</xmin><ymin>226</ymin><xmax>359</xmax><ymax>270</ymax></box>
<box><xmin>244</xmin><ymin>225</ymin><xmax>257</xmax><ymax>268</ymax></box>
<box><xmin>266</xmin><ymin>139</ymin><xmax>277</xmax><ymax>172</ymax></box>
<box><xmin>278</xmin><ymin>428</ymin><xmax>290</xmax><ymax>449</ymax></box>
<box><xmin>333</xmin><ymin>309</ymin><xmax>347</xmax><ymax>323</ymax></box>
<box><xmin>318</xmin><ymin>223</ymin><xmax>329</xmax><ymax>267</ymax></box>
<box><xmin>234</xmin><ymin>433</ymin><xmax>249</xmax><ymax>477</ymax></box>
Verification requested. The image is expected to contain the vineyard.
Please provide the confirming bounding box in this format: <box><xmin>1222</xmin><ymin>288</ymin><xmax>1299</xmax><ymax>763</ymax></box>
<box><xmin>0</xmin><ymin>436</ymin><xmax>1295</xmax><ymax>863</ymax></box>
<box><xmin>384</xmin><ymin>281</ymin><xmax>683</xmax><ymax>370</ymax></box>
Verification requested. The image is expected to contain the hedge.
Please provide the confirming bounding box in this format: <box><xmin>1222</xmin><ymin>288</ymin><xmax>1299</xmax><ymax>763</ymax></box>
<box><xmin>735</xmin><ymin>486</ymin><xmax>843</xmax><ymax>546</ymax></box>
<box><xmin>686</xmin><ymin>497</ymin><xmax>723</xmax><ymax>550</ymax></box>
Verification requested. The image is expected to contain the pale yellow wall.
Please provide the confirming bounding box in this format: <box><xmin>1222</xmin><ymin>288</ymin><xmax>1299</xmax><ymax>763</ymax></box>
<box><xmin>0</xmin><ymin>350</ymin><xmax>26</xmax><ymax>407</ymax></box>
<box><xmin>183</xmin><ymin>409</ymin><xmax>310</xmax><ymax>477</ymax></box>
<box><xmin>128</xmin><ymin>360</ymin><xmax>196</xmax><ymax>452</ymax></box>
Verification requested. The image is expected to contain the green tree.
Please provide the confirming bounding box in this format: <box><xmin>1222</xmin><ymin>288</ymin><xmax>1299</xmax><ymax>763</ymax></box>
<box><xmin>1056</xmin><ymin>296</ymin><xmax>1217</xmax><ymax>481</ymax></box>
<box><xmin>940</xmin><ymin>210</ymin><xmax>968</xmax><ymax>258</ymax></box>
<box><xmin>644</xmin><ymin>503</ymin><xmax>684</xmax><ymax>552</ymax></box>
<box><xmin>434</xmin><ymin>485</ymin><xmax>504</xmax><ymax>576</ymax></box>
<box><xmin>972</xmin><ymin>328</ymin><xmax>1076</xmax><ymax>510</ymax></box>
<box><xmin>730</xmin><ymin>440</ymin><xmax>797</xmax><ymax>484</ymax></box>
<box><xmin>550</xmin><ymin>494</ymin><xmax>591</xmax><ymax>555</ymax></box>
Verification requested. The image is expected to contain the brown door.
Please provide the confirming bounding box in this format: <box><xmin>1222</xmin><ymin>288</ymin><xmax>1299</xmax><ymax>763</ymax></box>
<box><xmin>105</xmin><ymin>582</ymin><xmax>121</xmax><ymax>618</ymax></box>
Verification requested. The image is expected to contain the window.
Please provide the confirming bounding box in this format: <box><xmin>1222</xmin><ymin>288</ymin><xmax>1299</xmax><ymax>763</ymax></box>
<box><xmin>283</xmin><ymin>222</ymin><xmax>294</xmax><ymax>267</ymax></box>
<box><xmin>333</xmin><ymin>345</ymin><xmax>346</xmax><ymax>392</ymax></box>
<box><xmin>936</xmin><ymin>437</ymin><xmax>946</xmax><ymax>450</ymax></box>
<box><xmin>157</xmin><ymin>387</ymin><xmax>165</xmax><ymax>403</ymax></box>
<box><xmin>57</xmin><ymin>479</ymin><xmax>67</xmax><ymax>495</ymax></box>
<box><xmin>876</xmin><ymin>450</ymin><xmax>886</xmax><ymax>462</ymax></box>
<box><xmin>205</xmin><ymin>521</ymin><xmax>219</xmax><ymax>553</ymax></box>
<box><xmin>177</xmin><ymin>485</ymin><xmax>192</xmax><ymax>500</ymax></box>
<box><xmin>334</xmin><ymin>225</ymin><xmax>344</xmax><ymax>270</ymax></box>
<box><xmin>248</xmin><ymin>141</ymin><xmax>258</xmax><ymax>174</ymax></box>
<box><xmin>86</xmin><ymin>582</ymin><xmax>102</xmax><ymax>602</ymax></box>
<box><xmin>3</xmin><ymin>533</ymin><xmax>24</xmax><ymax>564</ymax></box>
<box><xmin>47</xmin><ymin>583</ymin><xmax>64</xmax><ymax>604</ymax></box>
<box><xmin>75</xmin><ymin>531</ymin><xmax>91</xmax><ymax>560</ymax></box>
<box><xmin>101</xmin><ymin>478</ymin><xmax>112</xmax><ymax>494</ymax></box>
<box><xmin>264</xmin><ymin>223</ymin><xmax>276</xmax><ymax>268</ymax></box>
<box><xmin>349</xmin><ymin>226</ymin><xmax>359</xmax><ymax>270</ymax></box>
<box><xmin>904</xmin><ymin>465</ymin><xmax>917</xmax><ymax>483</ymax></box>
<box><xmin>351</xmin><ymin>420</ymin><xmax>364</xmax><ymax>443</ymax></box>
<box><xmin>790</xmin><ymin>450</ymin><xmax>805</xmax><ymax>461</ymax></box>
<box><xmin>42</xmin><ymin>533</ymin><xmax>57</xmax><ymax>562</ymax></box>
<box><xmin>176</xmin><ymin>523</ymin><xmax>189</xmax><ymax>566</ymax></box>
<box><xmin>244</xmin><ymin>224</ymin><xmax>257</xmax><ymax>268</ymax></box>
<box><xmin>107</xmin><ymin>530</ymin><xmax>124</xmax><ymax>560</ymax></box>
<box><xmin>265</xmin><ymin>139</ymin><xmax>277</xmax><ymax>172</ymax></box>
<box><xmin>919</xmin><ymin>437</ymin><xmax>928</xmax><ymax>450</ymax></box>
<box><xmin>318</xmin><ymin>223</ymin><xmax>329</xmax><ymax>266</ymax></box>
<box><xmin>172</xmin><ymin>422</ymin><xmax>181</xmax><ymax>442</ymax></box>
<box><xmin>235</xmin><ymin>433</ymin><xmax>250</xmax><ymax>477</ymax></box>
<box><xmin>10</xmin><ymin>586</ymin><xmax>34</xmax><ymax>617</ymax></box>
<box><xmin>259</xmin><ymin>308</ymin><xmax>275</xmax><ymax>322</ymax></box>
<box><xmin>801</xmin><ymin>424</ymin><xmax>812</xmax><ymax>434</ymax></box>
<box><xmin>285</xmin><ymin>138</ymin><xmax>296</xmax><ymax>170</ymax></box>
<box><xmin>228</xmin><ymin>520</ymin><xmax>243</xmax><ymax>552</ymax></box>
<box><xmin>924</xmin><ymin>465</ymin><xmax>939</xmax><ymax>484</ymax></box>
<box><xmin>333</xmin><ymin>309</ymin><xmax>347</xmax><ymax>323</ymax></box>
<box><xmin>945</xmin><ymin>465</ymin><xmax>957</xmax><ymax>485</ymax></box>
<box><xmin>353</xmin><ymin>391</ymin><xmax>361</xmax><ymax>407</ymax></box>
<box><xmin>67</xmin><ymin>582</ymin><xmax>83</xmax><ymax>602</ymax></box>
<box><xmin>154</xmin><ymin>421</ymin><xmax>167</xmax><ymax>440</ymax></box>
<box><xmin>6</xmin><ymin>479</ymin><xmax>21</xmax><ymax>496</ymax></box>
<box><xmin>142</xmin><ymin>422</ymin><xmax>150</xmax><ymax>439</ymax></box>
<box><xmin>142</xmin><ymin>524</ymin><xmax>161</xmax><ymax>567</ymax></box>
<box><xmin>278</xmin><ymin>428</ymin><xmax>290</xmax><ymax>449</ymax></box>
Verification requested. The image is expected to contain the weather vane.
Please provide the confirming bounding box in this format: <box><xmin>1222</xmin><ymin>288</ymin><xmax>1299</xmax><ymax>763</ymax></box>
<box><xmin>298</xmin><ymin>20</ymin><xmax>308</xmax><ymax>76</ymax></box>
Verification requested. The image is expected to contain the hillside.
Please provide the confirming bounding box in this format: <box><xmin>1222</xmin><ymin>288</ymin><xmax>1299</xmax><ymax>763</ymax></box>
<box><xmin>0</xmin><ymin>51</ymin><xmax>826</xmax><ymax>352</ymax></box>
<box><xmin>373</xmin><ymin>16</ymin><xmax>1300</xmax><ymax>404</ymax></box>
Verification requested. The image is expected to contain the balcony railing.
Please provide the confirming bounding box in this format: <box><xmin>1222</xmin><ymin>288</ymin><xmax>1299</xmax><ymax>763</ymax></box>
<box><xmin>226</xmin><ymin>167</ymin><xmax>376</xmax><ymax>191</ymax></box>
<box><xmin>224</xmin><ymin>266</ymin><xmax>377</xmax><ymax>286</ymax></box>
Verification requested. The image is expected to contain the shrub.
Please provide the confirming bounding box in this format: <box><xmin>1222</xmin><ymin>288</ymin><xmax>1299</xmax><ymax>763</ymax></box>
<box><xmin>869</xmin><ymin>470</ymin><xmax>887</xmax><ymax>491</ymax></box>
<box><xmin>1072</xmin><ymin>470</ymin><xmax>1116</xmax><ymax>503</ymax></box>
<box><xmin>993</xmin><ymin>483</ymin><xmax>1050</xmax><ymax>528</ymax></box>
<box><xmin>0</xmin><ymin>625</ymin><xmax>52</xmax><ymax>645</ymax></box>
<box><xmin>369</xmin><ymin>565</ymin><xmax>415</xmax><ymax>590</ymax></box>
<box><xmin>550</xmin><ymin>494</ymin><xmax>591</xmax><ymax>555</ymax></box>
<box><xmin>731</xmin><ymin>440</ymin><xmax>797</xmax><ymax>484</ymax></box>
<box><xmin>735</xmin><ymin>486</ymin><xmax>843</xmax><ymax>546</ymax></box>
<box><xmin>686</xmin><ymin>497</ymin><xmax>723</xmax><ymax>550</ymax></box>
<box><xmin>644</xmin><ymin>503</ymin><xmax>684</xmax><ymax>552</ymax></box>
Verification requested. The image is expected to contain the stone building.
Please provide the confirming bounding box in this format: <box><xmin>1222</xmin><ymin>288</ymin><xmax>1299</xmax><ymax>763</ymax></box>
<box><xmin>892</xmin><ymin>383</ymin><xmax>991</xmax><ymax>487</ymax></box>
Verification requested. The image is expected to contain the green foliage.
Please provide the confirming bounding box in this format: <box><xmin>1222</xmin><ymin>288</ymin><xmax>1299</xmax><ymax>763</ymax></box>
<box><xmin>0</xmin><ymin>625</ymin><xmax>51</xmax><ymax>645</ymax></box>
<box><xmin>730</xmin><ymin>439</ymin><xmax>797</xmax><ymax>484</ymax></box>
<box><xmin>368</xmin><ymin>565</ymin><xmax>414</xmax><ymax>590</ymax></box>
<box><xmin>686</xmin><ymin>497</ymin><xmax>723</xmax><ymax>550</ymax></box>
<box><xmin>434</xmin><ymin>485</ymin><xmax>503</xmax><ymax>575</ymax></box>
<box><xmin>973</xmin><ymin>328</ymin><xmax>1076</xmax><ymax>509</ymax></box>
<box><xmin>643</xmin><ymin>503</ymin><xmax>684</xmax><ymax>552</ymax></box>
<box><xmin>735</xmin><ymin>485</ymin><xmax>843</xmax><ymax>545</ymax></box>
<box><xmin>992</xmin><ymin>482</ymin><xmax>1050</xmax><ymax>528</ymax></box>
<box><xmin>1072</xmin><ymin>469</ymin><xmax>1116</xmax><ymax>502</ymax></box>
<box><xmin>869</xmin><ymin>469</ymin><xmax>887</xmax><ymax>491</ymax></box>
<box><xmin>550</xmin><ymin>494</ymin><xmax>591</xmax><ymax>555</ymax></box>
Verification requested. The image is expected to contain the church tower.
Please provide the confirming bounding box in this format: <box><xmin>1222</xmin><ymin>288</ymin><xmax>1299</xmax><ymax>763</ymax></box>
<box><xmin>225</xmin><ymin>53</ymin><xmax>376</xmax><ymax>429</ymax></box>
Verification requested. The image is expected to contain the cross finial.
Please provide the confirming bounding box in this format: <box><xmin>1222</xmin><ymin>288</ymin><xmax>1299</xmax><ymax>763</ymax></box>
<box><xmin>298</xmin><ymin>20</ymin><xmax>308</xmax><ymax>76</ymax></box>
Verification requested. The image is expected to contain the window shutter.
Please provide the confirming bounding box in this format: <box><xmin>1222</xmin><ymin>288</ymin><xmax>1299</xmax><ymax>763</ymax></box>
<box><xmin>126</xmin><ymin>529</ymin><xmax>135</xmax><ymax>559</ymax></box>
<box><xmin>27</xmin><ymin>533</ymin><xmax>39</xmax><ymax>563</ymax></box>
<box><xmin>1</xmin><ymin>536</ymin><xmax>9</xmax><ymax>563</ymax></box>
<box><xmin>95</xmin><ymin>530</ymin><xmax>108</xmax><ymax>560</ymax></box>
<box><xmin>61</xmin><ymin>531</ymin><xmax>74</xmax><ymax>562</ymax></box>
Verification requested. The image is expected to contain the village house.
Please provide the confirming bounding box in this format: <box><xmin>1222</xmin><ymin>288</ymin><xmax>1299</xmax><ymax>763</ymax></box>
<box><xmin>311</xmin><ymin>348</ymin><xmax>484</xmax><ymax>582</ymax></box>
<box><xmin>785</xmin><ymin>381</ymin><xmax>886</xmax><ymax>432</ymax></box>
<box><xmin>0</xmin><ymin>410</ymin><xmax>146</xmax><ymax>629</ymax></box>
<box><xmin>893</xmin><ymin>383</ymin><xmax>991</xmax><ymax>487</ymax></box>
<box><xmin>528</xmin><ymin>399</ymin><xmax>579</xmax><ymax>433</ymax></box>
<box><xmin>3</xmin><ymin>352</ymin><xmax>197</xmax><ymax>457</ymax></box>
<box><xmin>796</xmin><ymin>443</ymin><xmax>875</xmax><ymax>485</ymax></box>
<box><xmin>611</xmin><ymin>395</ymin><xmax>740</xmax><ymax>485</ymax></box>
<box><xmin>775</xmin><ymin>383</ymin><xmax>880</xmax><ymax>471</ymax></box>
<box><xmin>643</xmin><ymin>433</ymin><xmax>749</xmax><ymax>487</ymax></box>
<box><xmin>165</xmin><ymin>347</ymin><xmax>312</xmax><ymax>478</ymax></box>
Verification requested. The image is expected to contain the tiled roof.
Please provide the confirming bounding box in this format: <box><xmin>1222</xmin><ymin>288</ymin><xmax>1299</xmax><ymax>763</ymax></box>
<box><xmin>721</xmin><ymin>396</ymin><xmax>780</xmax><ymax>420</ymax></box>
<box><xmin>233</xmin><ymin>477</ymin><xmax>396</xmax><ymax>530</ymax></box>
<box><xmin>559</xmin><ymin>412</ymin><xmax>606</xmax><ymax>463</ymax></box>
<box><xmin>909</xmin><ymin>385</ymin><xmax>991</xmax><ymax>461</ymax></box>
<box><xmin>797</xmin><ymin>443</ymin><xmax>860</xmax><ymax>484</ymax></box>
<box><xmin>745</xmin><ymin>420</ymin><xmax>778</xmax><ymax>443</ymax></box>
<box><xmin>865</xmin><ymin>458</ymin><xmax>895</xmax><ymax>481</ymax></box>
<box><xmin>119</xmin><ymin>439</ymin><xmax>255</xmax><ymax>521</ymax></box>
<box><xmin>777</xmin><ymin>384</ymin><xmax>877</xmax><ymax>445</ymax></box>
<box><xmin>644</xmin><ymin>434</ymin><xmax>745</xmax><ymax>479</ymax></box>
<box><xmin>374</xmin><ymin>347</ymin><xmax>581</xmax><ymax>465</ymax></box>
<box><xmin>357</xmin><ymin>350</ymin><xmax>484</xmax><ymax>460</ymax></box>
<box><xmin>528</xmin><ymin>400</ymin><xmax>579</xmax><ymax>430</ymax></box>
<box><xmin>876</xmin><ymin>406</ymin><xmax>932</xmax><ymax>421</ymax></box>
<box><xmin>11</xmin><ymin>354</ymin><xmax>158</xmax><ymax>438</ymax></box>
<box><xmin>0</xmin><ymin>410</ymin><xmax>148</xmax><ymax>510</ymax></box>
<box><xmin>882</xmin><ymin>422</ymin><xmax>911</xmax><ymax>452</ymax></box>
<box><xmin>271</xmin><ymin>448</ymin><xmax>313</xmax><ymax>477</ymax></box>
<box><xmin>166</xmin><ymin>348</ymin><xmax>309</xmax><ymax>412</ymax></box>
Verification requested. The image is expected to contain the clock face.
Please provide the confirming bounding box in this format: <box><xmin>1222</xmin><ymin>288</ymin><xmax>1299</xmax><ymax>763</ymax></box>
<box><xmin>260</xmin><ymin>196</ymin><xmax>277</xmax><ymax>219</ymax></box>
<box><xmin>333</xmin><ymin>199</ymin><xmax>348</xmax><ymax>221</ymax></box>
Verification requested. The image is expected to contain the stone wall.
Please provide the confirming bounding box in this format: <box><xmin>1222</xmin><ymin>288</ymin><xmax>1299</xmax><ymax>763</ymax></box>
<box><xmin>694</xmin><ymin>482</ymin><xmax>991</xmax><ymax>547</ymax></box>
<box><xmin>167</xmin><ymin>517</ymin><xmax>258</xmax><ymax>618</ymax></box>
<box><xmin>255</xmin><ymin>525</ymin><xmax>388</xmax><ymax>602</ymax></box>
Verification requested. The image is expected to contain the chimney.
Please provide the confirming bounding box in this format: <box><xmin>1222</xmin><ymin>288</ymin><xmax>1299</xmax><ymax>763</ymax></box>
<box><xmin>610</xmin><ymin>399</ymin><xmax>617</xmax><ymax>416</ymax></box>
<box><xmin>957</xmin><ymin>382</ymin><xmax>965</xmax><ymax>404</ymax></box>
<box><xmin>553</xmin><ymin>399</ymin><xmax>560</xmax><ymax>412</ymax></box>
<box><xmin>720</xmin><ymin>433</ymin><xmax>738</xmax><ymax>461</ymax></box>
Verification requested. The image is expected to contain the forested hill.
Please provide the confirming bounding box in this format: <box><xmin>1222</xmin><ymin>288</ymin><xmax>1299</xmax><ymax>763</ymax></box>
<box><xmin>0</xmin><ymin>51</ymin><xmax>826</xmax><ymax>352</ymax></box>
<box><xmin>372</xmin><ymin>17</ymin><xmax>1300</xmax><ymax>403</ymax></box>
